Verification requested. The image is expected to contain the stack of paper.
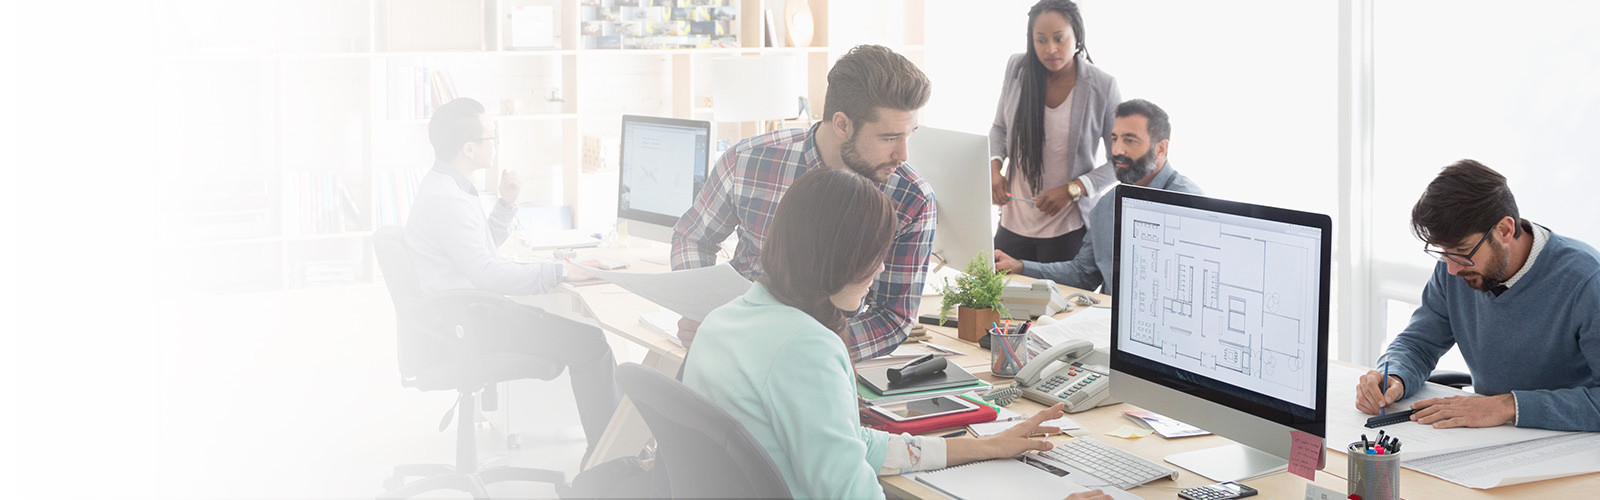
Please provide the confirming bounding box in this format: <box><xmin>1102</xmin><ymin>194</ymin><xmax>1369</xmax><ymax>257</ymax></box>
<box><xmin>1024</xmin><ymin>307</ymin><xmax>1112</xmax><ymax>358</ymax></box>
<box><xmin>1325</xmin><ymin>363</ymin><xmax>1597</xmax><ymax>488</ymax></box>
<box><xmin>856</xmin><ymin>341</ymin><xmax>963</xmax><ymax>370</ymax></box>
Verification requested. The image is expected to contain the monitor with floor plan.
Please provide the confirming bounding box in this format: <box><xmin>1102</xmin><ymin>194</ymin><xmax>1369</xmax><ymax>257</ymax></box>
<box><xmin>1109</xmin><ymin>184</ymin><xmax>1330</xmax><ymax>482</ymax></box>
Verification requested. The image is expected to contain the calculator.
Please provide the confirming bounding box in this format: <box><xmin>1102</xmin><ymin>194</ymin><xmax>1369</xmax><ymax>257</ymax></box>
<box><xmin>1177</xmin><ymin>481</ymin><xmax>1257</xmax><ymax>500</ymax></box>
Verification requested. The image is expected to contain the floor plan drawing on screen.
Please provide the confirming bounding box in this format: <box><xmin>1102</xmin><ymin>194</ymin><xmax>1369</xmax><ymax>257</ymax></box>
<box><xmin>1120</xmin><ymin>205</ymin><xmax>1321</xmax><ymax>408</ymax></box>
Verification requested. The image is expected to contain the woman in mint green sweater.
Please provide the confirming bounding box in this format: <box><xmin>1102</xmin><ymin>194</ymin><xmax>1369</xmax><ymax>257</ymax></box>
<box><xmin>684</xmin><ymin>168</ymin><xmax>1108</xmax><ymax>499</ymax></box>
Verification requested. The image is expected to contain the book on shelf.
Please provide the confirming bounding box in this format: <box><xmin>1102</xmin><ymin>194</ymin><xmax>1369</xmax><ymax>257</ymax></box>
<box><xmin>387</xmin><ymin>65</ymin><xmax>460</xmax><ymax>120</ymax></box>
<box><xmin>284</xmin><ymin>170</ymin><xmax>365</xmax><ymax>236</ymax></box>
<box><xmin>374</xmin><ymin>166</ymin><xmax>428</xmax><ymax>228</ymax></box>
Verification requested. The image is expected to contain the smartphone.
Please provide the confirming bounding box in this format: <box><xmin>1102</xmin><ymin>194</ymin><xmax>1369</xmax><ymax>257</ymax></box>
<box><xmin>868</xmin><ymin>395</ymin><xmax>980</xmax><ymax>422</ymax></box>
<box><xmin>1178</xmin><ymin>481</ymin><xmax>1257</xmax><ymax>500</ymax></box>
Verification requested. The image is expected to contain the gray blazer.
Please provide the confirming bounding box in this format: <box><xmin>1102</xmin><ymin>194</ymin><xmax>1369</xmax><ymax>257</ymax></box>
<box><xmin>989</xmin><ymin>52</ymin><xmax>1121</xmax><ymax>227</ymax></box>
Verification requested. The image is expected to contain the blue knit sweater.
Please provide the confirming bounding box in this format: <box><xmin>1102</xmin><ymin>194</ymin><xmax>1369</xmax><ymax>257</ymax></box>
<box><xmin>1384</xmin><ymin>225</ymin><xmax>1600</xmax><ymax>431</ymax></box>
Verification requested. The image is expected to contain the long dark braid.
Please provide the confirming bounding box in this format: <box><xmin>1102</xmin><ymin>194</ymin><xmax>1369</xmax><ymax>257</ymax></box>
<box><xmin>1009</xmin><ymin>0</ymin><xmax>1090</xmax><ymax>192</ymax></box>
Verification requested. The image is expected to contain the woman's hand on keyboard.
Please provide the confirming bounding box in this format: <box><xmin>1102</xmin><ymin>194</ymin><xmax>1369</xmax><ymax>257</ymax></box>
<box><xmin>986</xmin><ymin>403</ymin><xmax>1068</xmax><ymax>456</ymax></box>
<box><xmin>944</xmin><ymin>403</ymin><xmax>1068</xmax><ymax>466</ymax></box>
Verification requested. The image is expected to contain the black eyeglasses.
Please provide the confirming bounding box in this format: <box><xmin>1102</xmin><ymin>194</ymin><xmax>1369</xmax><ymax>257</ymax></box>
<box><xmin>1423</xmin><ymin>230</ymin><xmax>1492</xmax><ymax>267</ymax></box>
<box><xmin>472</xmin><ymin>136</ymin><xmax>498</xmax><ymax>143</ymax></box>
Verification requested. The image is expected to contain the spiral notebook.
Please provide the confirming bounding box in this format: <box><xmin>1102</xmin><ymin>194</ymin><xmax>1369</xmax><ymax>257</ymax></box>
<box><xmin>913</xmin><ymin>456</ymin><xmax>1141</xmax><ymax>500</ymax></box>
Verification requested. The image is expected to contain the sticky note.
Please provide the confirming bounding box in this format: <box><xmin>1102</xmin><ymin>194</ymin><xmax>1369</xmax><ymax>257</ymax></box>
<box><xmin>1289</xmin><ymin>430</ymin><xmax>1325</xmax><ymax>481</ymax></box>
<box><xmin>1105</xmin><ymin>425</ymin><xmax>1155</xmax><ymax>439</ymax></box>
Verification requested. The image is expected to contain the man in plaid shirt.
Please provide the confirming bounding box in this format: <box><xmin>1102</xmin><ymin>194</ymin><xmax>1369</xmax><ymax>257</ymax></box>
<box><xmin>671</xmin><ymin>45</ymin><xmax>937</xmax><ymax>362</ymax></box>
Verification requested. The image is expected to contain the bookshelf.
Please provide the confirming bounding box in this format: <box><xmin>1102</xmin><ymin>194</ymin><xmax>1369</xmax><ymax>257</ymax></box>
<box><xmin>153</xmin><ymin>0</ymin><xmax>925</xmax><ymax>294</ymax></box>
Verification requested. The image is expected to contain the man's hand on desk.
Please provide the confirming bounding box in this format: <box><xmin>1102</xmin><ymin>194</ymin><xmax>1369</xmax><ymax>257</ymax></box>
<box><xmin>676</xmin><ymin>317</ymin><xmax>701</xmax><ymax>348</ymax></box>
<box><xmin>1411</xmin><ymin>394</ymin><xmax>1517</xmax><ymax>428</ymax></box>
<box><xmin>1065</xmin><ymin>490</ymin><xmax>1112</xmax><ymax>500</ymax></box>
<box><xmin>562</xmin><ymin>262</ymin><xmax>595</xmax><ymax>283</ymax></box>
<box><xmin>994</xmin><ymin>250</ymin><xmax>1024</xmax><ymax>274</ymax></box>
<box><xmin>1355</xmin><ymin>370</ymin><xmax>1406</xmax><ymax>415</ymax></box>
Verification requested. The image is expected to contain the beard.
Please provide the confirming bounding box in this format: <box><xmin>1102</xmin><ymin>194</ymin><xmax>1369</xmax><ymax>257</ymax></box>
<box><xmin>1459</xmin><ymin>239</ymin><xmax>1511</xmax><ymax>292</ymax></box>
<box><xmin>840</xmin><ymin>130</ymin><xmax>899</xmax><ymax>183</ymax></box>
<box><xmin>1113</xmin><ymin>149</ymin><xmax>1159</xmax><ymax>184</ymax></box>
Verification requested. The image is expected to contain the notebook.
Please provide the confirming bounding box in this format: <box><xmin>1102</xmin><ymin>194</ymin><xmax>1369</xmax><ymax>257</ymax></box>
<box><xmin>856</xmin><ymin>362</ymin><xmax>979</xmax><ymax>396</ymax></box>
<box><xmin>912</xmin><ymin>456</ymin><xmax>1141</xmax><ymax>500</ymax></box>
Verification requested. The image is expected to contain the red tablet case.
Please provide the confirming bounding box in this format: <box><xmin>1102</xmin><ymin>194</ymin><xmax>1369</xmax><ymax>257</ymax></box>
<box><xmin>860</xmin><ymin>397</ymin><xmax>998</xmax><ymax>435</ymax></box>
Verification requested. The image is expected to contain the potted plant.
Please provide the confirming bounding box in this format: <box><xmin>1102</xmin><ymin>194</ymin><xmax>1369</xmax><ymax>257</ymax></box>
<box><xmin>937</xmin><ymin>254</ymin><xmax>1012</xmax><ymax>342</ymax></box>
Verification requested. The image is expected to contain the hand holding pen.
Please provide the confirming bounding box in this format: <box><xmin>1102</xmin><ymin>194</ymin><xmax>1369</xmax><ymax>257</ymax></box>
<box><xmin>1355</xmin><ymin>366</ymin><xmax>1406</xmax><ymax>415</ymax></box>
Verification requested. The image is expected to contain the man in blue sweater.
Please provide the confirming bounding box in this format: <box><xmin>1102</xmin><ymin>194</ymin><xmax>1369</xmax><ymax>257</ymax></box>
<box><xmin>994</xmin><ymin>99</ymin><xmax>1201</xmax><ymax>296</ymax></box>
<box><xmin>1355</xmin><ymin>160</ymin><xmax>1600</xmax><ymax>431</ymax></box>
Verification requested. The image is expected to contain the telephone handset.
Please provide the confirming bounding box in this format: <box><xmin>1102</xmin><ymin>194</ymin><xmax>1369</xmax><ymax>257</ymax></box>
<box><xmin>1014</xmin><ymin>340</ymin><xmax>1117</xmax><ymax>413</ymax></box>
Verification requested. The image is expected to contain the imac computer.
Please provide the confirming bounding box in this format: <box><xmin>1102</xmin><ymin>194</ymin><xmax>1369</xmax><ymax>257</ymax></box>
<box><xmin>907</xmin><ymin>127</ymin><xmax>995</xmax><ymax>273</ymax></box>
<box><xmin>617</xmin><ymin>114</ymin><xmax>711</xmax><ymax>243</ymax></box>
<box><xmin>1109</xmin><ymin>185</ymin><xmax>1330</xmax><ymax>482</ymax></box>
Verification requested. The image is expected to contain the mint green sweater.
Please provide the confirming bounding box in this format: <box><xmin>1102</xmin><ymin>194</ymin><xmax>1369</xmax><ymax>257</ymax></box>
<box><xmin>683</xmin><ymin>283</ymin><xmax>892</xmax><ymax>499</ymax></box>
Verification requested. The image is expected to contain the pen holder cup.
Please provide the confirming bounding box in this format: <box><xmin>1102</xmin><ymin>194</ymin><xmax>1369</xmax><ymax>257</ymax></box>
<box><xmin>1347</xmin><ymin>443</ymin><xmax>1400</xmax><ymax>500</ymax></box>
<box><xmin>990</xmin><ymin>329</ymin><xmax>1028</xmax><ymax>378</ymax></box>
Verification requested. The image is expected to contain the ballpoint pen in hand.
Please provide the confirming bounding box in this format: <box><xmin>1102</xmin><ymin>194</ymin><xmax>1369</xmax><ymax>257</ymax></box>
<box><xmin>1007</xmin><ymin>196</ymin><xmax>1037</xmax><ymax>204</ymax></box>
<box><xmin>1381</xmin><ymin>362</ymin><xmax>1390</xmax><ymax>416</ymax></box>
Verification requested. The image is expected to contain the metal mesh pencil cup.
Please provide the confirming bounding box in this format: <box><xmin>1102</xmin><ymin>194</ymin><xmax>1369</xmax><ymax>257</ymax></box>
<box><xmin>1347</xmin><ymin>442</ymin><xmax>1400</xmax><ymax>500</ymax></box>
<box><xmin>990</xmin><ymin>328</ymin><xmax>1028</xmax><ymax>378</ymax></box>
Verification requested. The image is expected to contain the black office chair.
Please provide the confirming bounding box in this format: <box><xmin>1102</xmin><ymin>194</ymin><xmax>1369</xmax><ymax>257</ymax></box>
<box><xmin>373</xmin><ymin>226</ymin><xmax>568</xmax><ymax>499</ymax></box>
<box><xmin>615</xmin><ymin>362</ymin><xmax>791</xmax><ymax>499</ymax></box>
<box><xmin>1428</xmin><ymin>370</ymin><xmax>1473</xmax><ymax>390</ymax></box>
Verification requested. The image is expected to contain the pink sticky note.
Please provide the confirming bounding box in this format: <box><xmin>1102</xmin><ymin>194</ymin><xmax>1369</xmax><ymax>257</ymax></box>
<box><xmin>1288</xmin><ymin>430</ymin><xmax>1324</xmax><ymax>481</ymax></box>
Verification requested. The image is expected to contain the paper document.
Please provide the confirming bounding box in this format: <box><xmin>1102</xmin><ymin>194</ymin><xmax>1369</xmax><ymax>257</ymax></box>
<box><xmin>1325</xmin><ymin>363</ymin><xmax>1573</xmax><ymax>459</ymax></box>
<box><xmin>967</xmin><ymin>416</ymin><xmax>1081</xmax><ymax>437</ymax></box>
<box><xmin>1025</xmin><ymin>307</ymin><xmax>1112</xmax><ymax>358</ymax></box>
<box><xmin>856</xmin><ymin>341</ymin><xmax>963</xmax><ymax>370</ymax></box>
<box><xmin>1105</xmin><ymin>425</ymin><xmax>1154</xmax><ymax>439</ymax></box>
<box><xmin>910</xmin><ymin>457</ymin><xmax>1141</xmax><ymax>500</ymax></box>
<box><xmin>580</xmin><ymin>264</ymin><xmax>752</xmax><ymax>322</ymax></box>
<box><xmin>1401</xmin><ymin>432</ymin><xmax>1600</xmax><ymax>488</ymax></box>
<box><xmin>638</xmin><ymin>310</ymin><xmax>683</xmax><ymax>347</ymax></box>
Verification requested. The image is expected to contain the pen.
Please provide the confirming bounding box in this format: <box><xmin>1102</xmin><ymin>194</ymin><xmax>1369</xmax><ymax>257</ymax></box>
<box><xmin>939</xmin><ymin>430</ymin><xmax>967</xmax><ymax>438</ymax></box>
<box><xmin>1381</xmin><ymin>363</ymin><xmax>1390</xmax><ymax>416</ymax></box>
<box><xmin>1008</xmin><ymin>196</ymin><xmax>1037</xmax><ymax>204</ymax></box>
<box><xmin>1360</xmin><ymin>433</ymin><xmax>1368</xmax><ymax>451</ymax></box>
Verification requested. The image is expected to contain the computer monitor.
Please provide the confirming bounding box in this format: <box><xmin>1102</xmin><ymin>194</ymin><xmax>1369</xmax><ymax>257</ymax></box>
<box><xmin>617</xmin><ymin>115</ymin><xmax>711</xmax><ymax>242</ymax></box>
<box><xmin>1109</xmin><ymin>185</ymin><xmax>1330</xmax><ymax>482</ymax></box>
<box><xmin>907</xmin><ymin>127</ymin><xmax>995</xmax><ymax>272</ymax></box>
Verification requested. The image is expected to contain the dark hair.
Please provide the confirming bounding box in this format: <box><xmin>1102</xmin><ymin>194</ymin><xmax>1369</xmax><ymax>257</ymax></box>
<box><xmin>429</xmin><ymin>98</ymin><xmax>486</xmax><ymax>162</ymax></box>
<box><xmin>821</xmin><ymin>45</ymin><xmax>932</xmax><ymax>126</ymax></box>
<box><xmin>1114</xmin><ymin>98</ymin><xmax>1171</xmax><ymax>143</ymax></box>
<box><xmin>759</xmin><ymin>168</ymin><xmax>899</xmax><ymax>335</ymax></box>
<box><xmin>1410</xmin><ymin>159</ymin><xmax>1522</xmax><ymax>247</ymax></box>
<box><xmin>1010</xmin><ymin>0</ymin><xmax>1091</xmax><ymax>191</ymax></box>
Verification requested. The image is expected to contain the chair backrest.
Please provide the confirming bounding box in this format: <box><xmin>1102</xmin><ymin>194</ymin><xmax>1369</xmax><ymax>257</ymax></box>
<box><xmin>615</xmin><ymin>363</ymin><xmax>791</xmax><ymax>499</ymax></box>
<box><xmin>373</xmin><ymin>225</ymin><xmax>447</xmax><ymax>381</ymax></box>
<box><xmin>373</xmin><ymin>226</ymin><xmax>421</xmax><ymax>307</ymax></box>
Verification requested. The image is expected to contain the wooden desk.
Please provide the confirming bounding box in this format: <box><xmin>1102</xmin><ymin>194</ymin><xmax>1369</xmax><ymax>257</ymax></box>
<box><xmin>881</xmin><ymin>315</ymin><xmax>1350</xmax><ymax>500</ymax></box>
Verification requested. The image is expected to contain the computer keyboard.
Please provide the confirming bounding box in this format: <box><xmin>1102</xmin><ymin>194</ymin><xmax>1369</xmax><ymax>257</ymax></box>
<box><xmin>1035</xmin><ymin>437</ymin><xmax>1179</xmax><ymax>489</ymax></box>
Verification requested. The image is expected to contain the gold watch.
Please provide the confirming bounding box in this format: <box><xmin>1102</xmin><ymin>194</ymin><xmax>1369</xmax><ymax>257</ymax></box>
<box><xmin>1067</xmin><ymin>181</ymin><xmax>1084</xmax><ymax>201</ymax></box>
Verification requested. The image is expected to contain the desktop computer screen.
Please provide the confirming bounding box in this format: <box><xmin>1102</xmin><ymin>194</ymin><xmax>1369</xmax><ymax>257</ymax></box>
<box><xmin>617</xmin><ymin>115</ymin><xmax>711</xmax><ymax>242</ymax></box>
<box><xmin>1109</xmin><ymin>185</ymin><xmax>1330</xmax><ymax>481</ymax></box>
<box><xmin>907</xmin><ymin>127</ymin><xmax>995</xmax><ymax>272</ymax></box>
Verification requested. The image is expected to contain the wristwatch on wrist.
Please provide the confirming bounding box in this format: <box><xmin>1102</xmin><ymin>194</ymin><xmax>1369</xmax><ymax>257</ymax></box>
<box><xmin>1066</xmin><ymin>181</ymin><xmax>1084</xmax><ymax>201</ymax></box>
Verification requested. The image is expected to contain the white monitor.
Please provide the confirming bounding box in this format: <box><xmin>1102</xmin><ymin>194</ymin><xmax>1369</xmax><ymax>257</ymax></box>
<box><xmin>617</xmin><ymin>115</ymin><xmax>711</xmax><ymax>242</ymax></box>
<box><xmin>907</xmin><ymin>127</ymin><xmax>995</xmax><ymax>272</ymax></box>
<box><xmin>1109</xmin><ymin>185</ymin><xmax>1330</xmax><ymax>482</ymax></box>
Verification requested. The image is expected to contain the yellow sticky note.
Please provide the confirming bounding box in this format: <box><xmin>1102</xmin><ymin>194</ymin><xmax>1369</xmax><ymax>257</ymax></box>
<box><xmin>1105</xmin><ymin>425</ymin><xmax>1155</xmax><ymax>439</ymax></box>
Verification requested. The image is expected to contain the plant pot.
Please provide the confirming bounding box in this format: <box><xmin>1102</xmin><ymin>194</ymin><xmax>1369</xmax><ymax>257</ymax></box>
<box><xmin>957</xmin><ymin>306</ymin><xmax>1001</xmax><ymax>342</ymax></box>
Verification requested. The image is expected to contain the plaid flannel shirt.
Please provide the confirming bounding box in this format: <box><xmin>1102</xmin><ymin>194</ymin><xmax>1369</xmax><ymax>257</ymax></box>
<box><xmin>671</xmin><ymin>124</ymin><xmax>937</xmax><ymax>361</ymax></box>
